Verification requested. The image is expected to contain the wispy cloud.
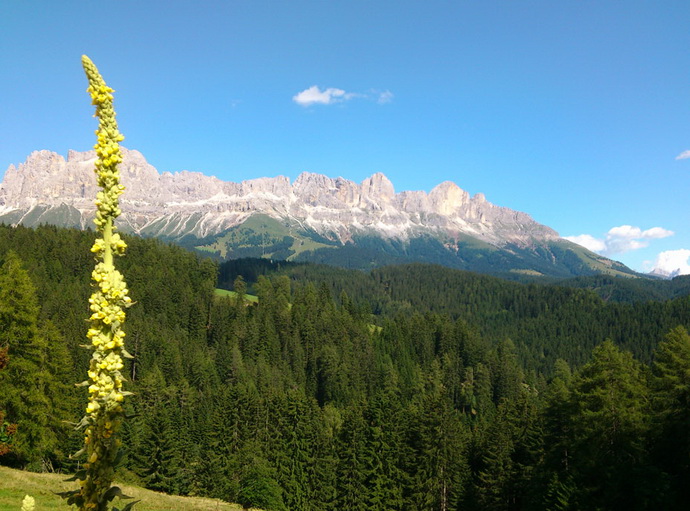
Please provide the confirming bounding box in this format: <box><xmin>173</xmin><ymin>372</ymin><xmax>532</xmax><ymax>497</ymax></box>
<box><xmin>292</xmin><ymin>86</ymin><xmax>357</xmax><ymax>106</ymax></box>
<box><xmin>649</xmin><ymin>249</ymin><xmax>690</xmax><ymax>277</ymax></box>
<box><xmin>675</xmin><ymin>150</ymin><xmax>690</xmax><ymax>160</ymax></box>
<box><xmin>565</xmin><ymin>225</ymin><xmax>674</xmax><ymax>256</ymax></box>
<box><xmin>376</xmin><ymin>90</ymin><xmax>394</xmax><ymax>104</ymax></box>
<box><xmin>293</xmin><ymin>86</ymin><xmax>393</xmax><ymax>107</ymax></box>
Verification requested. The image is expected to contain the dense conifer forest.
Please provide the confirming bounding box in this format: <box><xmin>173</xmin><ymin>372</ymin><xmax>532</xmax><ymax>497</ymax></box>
<box><xmin>1</xmin><ymin>224</ymin><xmax>690</xmax><ymax>510</ymax></box>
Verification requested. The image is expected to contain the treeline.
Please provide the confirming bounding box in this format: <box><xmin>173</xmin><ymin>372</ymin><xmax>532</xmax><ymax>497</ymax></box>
<box><xmin>220</xmin><ymin>259</ymin><xmax>690</xmax><ymax>369</ymax></box>
<box><xmin>1</xmin><ymin>225</ymin><xmax>690</xmax><ymax>509</ymax></box>
<box><xmin>558</xmin><ymin>273</ymin><xmax>690</xmax><ymax>303</ymax></box>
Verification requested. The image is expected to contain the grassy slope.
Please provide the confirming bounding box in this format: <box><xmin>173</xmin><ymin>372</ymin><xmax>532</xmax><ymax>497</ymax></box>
<box><xmin>553</xmin><ymin>239</ymin><xmax>638</xmax><ymax>278</ymax></box>
<box><xmin>0</xmin><ymin>466</ymin><xmax>252</xmax><ymax>511</ymax></box>
<box><xmin>195</xmin><ymin>214</ymin><xmax>334</xmax><ymax>260</ymax></box>
<box><xmin>214</xmin><ymin>288</ymin><xmax>259</xmax><ymax>303</ymax></box>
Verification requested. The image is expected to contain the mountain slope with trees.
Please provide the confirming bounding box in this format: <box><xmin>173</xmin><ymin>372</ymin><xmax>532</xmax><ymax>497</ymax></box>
<box><xmin>1</xmin><ymin>224</ymin><xmax>689</xmax><ymax>510</ymax></box>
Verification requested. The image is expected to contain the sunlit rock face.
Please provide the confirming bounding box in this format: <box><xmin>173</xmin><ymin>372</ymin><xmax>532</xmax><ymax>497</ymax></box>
<box><xmin>1</xmin><ymin>148</ymin><xmax>558</xmax><ymax>245</ymax></box>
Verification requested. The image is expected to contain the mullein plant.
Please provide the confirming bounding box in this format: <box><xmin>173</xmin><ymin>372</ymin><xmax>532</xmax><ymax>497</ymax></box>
<box><xmin>60</xmin><ymin>55</ymin><xmax>136</xmax><ymax>511</ymax></box>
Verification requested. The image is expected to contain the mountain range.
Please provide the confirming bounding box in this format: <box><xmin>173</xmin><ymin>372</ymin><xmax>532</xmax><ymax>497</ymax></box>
<box><xmin>0</xmin><ymin>148</ymin><xmax>638</xmax><ymax>278</ymax></box>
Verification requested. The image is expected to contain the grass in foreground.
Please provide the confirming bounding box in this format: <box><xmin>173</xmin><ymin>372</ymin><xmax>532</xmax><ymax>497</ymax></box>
<box><xmin>0</xmin><ymin>466</ymin><xmax>251</xmax><ymax>511</ymax></box>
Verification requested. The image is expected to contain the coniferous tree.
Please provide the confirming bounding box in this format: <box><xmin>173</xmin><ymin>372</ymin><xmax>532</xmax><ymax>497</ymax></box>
<box><xmin>362</xmin><ymin>389</ymin><xmax>407</xmax><ymax>511</ymax></box>
<box><xmin>475</xmin><ymin>387</ymin><xmax>542</xmax><ymax>511</ymax></box>
<box><xmin>0</xmin><ymin>345</ymin><xmax>16</xmax><ymax>457</ymax></box>
<box><xmin>461</xmin><ymin>362</ymin><xmax>495</xmax><ymax>425</ymax></box>
<box><xmin>407</xmin><ymin>365</ymin><xmax>468</xmax><ymax>511</ymax></box>
<box><xmin>271</xmin><ymin>390</ymin><xmax>316</xmax><ymax>511</ymax></box>
<box><xmin>567</xmin><ymin>341</ymin><xmax>655</xmax><ymax>510</ymax></box>
<box><xmin>236</xmin><ymin>448</ymin><xmax>287</xmax><ymax>511</ymax></box>
<box><xmin>335</xmin><ymin>403</ymin><xmax>369</xmax><ymax>510</ymax></box>
<box><xmin>491</xmin><ymin>338</ymin><xmax>523</xmax><ymax>404</ymax></box>
<box><xmin>0</xmin><ymin>251</ymin><xmax>73</xmax><ymax>469</ymax></box>
<box><xmin>651</xmin><ymin>326</ymin><xmax>690</xmax><ymax>508</ymax></box>
<box><xmin>135</xmin><ymin>403</ymin><xmax>179</xmax><ymax>493</ymax></box>
<box><xmin>539</xmin><ymin>359</ymin><xmax>576</xmax><ymax>510</ymax></box>
<box><xmin>197</xmin><ymin>386</ymin><xmax>243</xmax><ymax>501</ymax></box>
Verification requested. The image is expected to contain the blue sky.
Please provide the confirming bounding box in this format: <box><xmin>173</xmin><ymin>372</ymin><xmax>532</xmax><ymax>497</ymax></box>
<box><xmin>2</xmin><ymin>1</ymin><xmax>689</xmax><ymax>274</ymax></box>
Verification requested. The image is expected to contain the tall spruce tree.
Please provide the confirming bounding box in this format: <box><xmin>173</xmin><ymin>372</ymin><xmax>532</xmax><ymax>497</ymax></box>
<box><xmin>335</xmin><ymin>403</ymin><xmax>369</xmax><ymax>510</ymax></box>
<box><xmin>651</xmin><ymin>326</ymin><xmax>690</xmax><ymax>509</ymax></box>
<box><xmin>567</xmin><ymin>341</ymin><xmax>654</xmax><ymax>510</ymax></box>
<box><xmin>0</xmin><ymin>251</ymin><xmax>73</xmax><ymax>469</ymax></box>
<box><xmin>271</xmin><ymin>390</ymin><xmax>315</xmax><ymax>511</ymax></box>
<box><xmin>362</xmin><ymin>389</ymin><xmax>407</xmax><ymax>511</ymax></box>
<box><xmin>540</xmin><ymin>359</ymin><xmax>577</xmax><ymax>510</ymax></box>
<box><xmin>475</xmin><ymin>387</ymin><xmax>543</xmax><ymax>511</ymax></box>
<box><xmin>130</xmin><ymin>367</ymin><xmax>181</xmax><ymax>493</ymax></box>
<box><xmin>135</xmin><ymin>404</ymin><xmax>178</xmax><ymax>493</ymax></box>
<box><xmin>407</xmin><ymin>365</ymin><xmax>468</xmax><ymax>511</ymax></box>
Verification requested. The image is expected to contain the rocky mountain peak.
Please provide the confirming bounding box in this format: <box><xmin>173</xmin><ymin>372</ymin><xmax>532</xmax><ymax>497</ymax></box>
<box><xmin>67</xmin><ymin>149</ymin><xmax>96</xmax><ymax>163</ymax></box>
<box><xmin>428</xmin><ymin>181</ymin><xmax>470</xmax><ymax>215</ymax></box>
<box><xmin>294</xmin><ymin>172</ymin><xmax>338</xmax><ymax>205</ymax></box>
<box><xmin>1</xmin><ymin>147</ymin><xmax>559</xmax><ymax>246</ymax></box>
<box><xmin>361</xmin><ymin>172</ymin><xmax>395</xmax><ymax>202</ymax></box>
<box><xmin>473</xmin><ymin>192</ymin><xmax>487</xmax><ymax>204</ymax></box>
<box><xmin>239</xmin><ymin>176</ymin><xmax>291</xmax><ymax>198</ymax></box>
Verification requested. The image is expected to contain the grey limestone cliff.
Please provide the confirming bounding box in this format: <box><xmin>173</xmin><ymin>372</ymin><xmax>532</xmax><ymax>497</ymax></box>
<box><xmin>0</xmin><ymin>148</ymin><xmax>559</xmax><ymax>246</ymax></box>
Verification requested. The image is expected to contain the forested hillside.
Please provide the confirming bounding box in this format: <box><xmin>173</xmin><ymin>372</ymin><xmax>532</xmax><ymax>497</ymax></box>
<box><xmin>1</xmin><ymin>225</ymin><xmax>690</xmax><ymax>510</ymax></box>
<box><xmin>220</xmin><ymin>259</ymin><xmax>690</xmax><ymax>368</ymax></box>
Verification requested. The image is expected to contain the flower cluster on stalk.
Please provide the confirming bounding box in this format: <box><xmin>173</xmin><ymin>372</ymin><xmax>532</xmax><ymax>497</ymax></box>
<box><xmin>60</xmin><ymin>55</ymin><xmax>136</xmax><ymax>511</ymax></box>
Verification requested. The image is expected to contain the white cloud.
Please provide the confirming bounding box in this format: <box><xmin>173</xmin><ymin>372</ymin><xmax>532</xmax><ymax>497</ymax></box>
<box><xmin>293</xmin><ymin>86</ymin><xmax>356</xmax><ymax>106</ymax></box>
<box><xmin>377</xmin><ymin>90</ymin><xmax>394</xmax><ymax>104</ymax></box>
<box><xmin>675</xmin><ymin>150</ymin><xmax>690</xmax><ymax>160</ymax></box>
<box><xmin>641</xmin><ymin>226</ymin><xmax>676</xmax><ymax>238</ymax></box>
<box><xmin>292</xmin><ymin>86</ymin><xmax>393</xmax><ymax>107</ymax></box>
<box><xmin>650</xmin><ymin>249</ymin><xmax>690</xmax><ymax>277</ymax></box>
<box><xmin>565</xmin><ymin>225</ymin><xmax>674</xmax><ymax>256</ymax></box>
<box><xmin>604</xmin><ymin>225</ymin><xmax>674</xmax><ymax>254</ymax></box>
<box><xmin>564</xmin><ymin>234</ymin><xmax>606</xmax><ymax>253</ymax></box>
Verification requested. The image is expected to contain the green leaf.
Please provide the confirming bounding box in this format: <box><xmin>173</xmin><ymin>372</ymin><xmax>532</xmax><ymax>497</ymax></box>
<box><xmin>113</xmin><ymin>500</ymin><xmax>140</xmax><ymax>511</ymax></box>
<box><xmin>102</xmin><ymin>485</ymin><xmax>132</xmax><ymax>503</ymax></box>
<box><xmin>63</xmin><ymin>469</ymin><xmax>86</xmax><ymax>481</ymax></box>
<box><xmin>56</xmin><ymin>489</ymin><xmax>84</xmax><ymax>507</ymax></box>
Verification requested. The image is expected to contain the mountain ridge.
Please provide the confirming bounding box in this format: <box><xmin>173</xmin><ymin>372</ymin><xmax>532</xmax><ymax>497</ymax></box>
<box><xmin>0</xmin><ymin>148</ymin><xmax>557</xmax><ymax>244</ymax></box>
<box><xmin>0</xmin><ymin>148</ymin><xmax>637</xmax><ymax>278</ymax></box>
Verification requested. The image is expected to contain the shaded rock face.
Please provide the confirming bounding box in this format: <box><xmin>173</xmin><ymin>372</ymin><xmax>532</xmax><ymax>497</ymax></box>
<box><xmin>0</xmin><ymin>148</ymin><xmax>559</xmax><ymax>245</ymax></box>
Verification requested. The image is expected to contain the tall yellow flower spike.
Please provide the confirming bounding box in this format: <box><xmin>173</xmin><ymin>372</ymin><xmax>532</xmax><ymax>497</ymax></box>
<box><xmin>60</xmin><ymin>55</ymin><xmax>136</xmax><ymax>511</ymax></box>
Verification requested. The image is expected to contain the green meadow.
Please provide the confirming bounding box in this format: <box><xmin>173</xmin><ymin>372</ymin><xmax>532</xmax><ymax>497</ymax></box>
<box><xmin>0</xmin><ymin>466</ymin><xmax>253</xmax><ymax>511</ymax></box>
